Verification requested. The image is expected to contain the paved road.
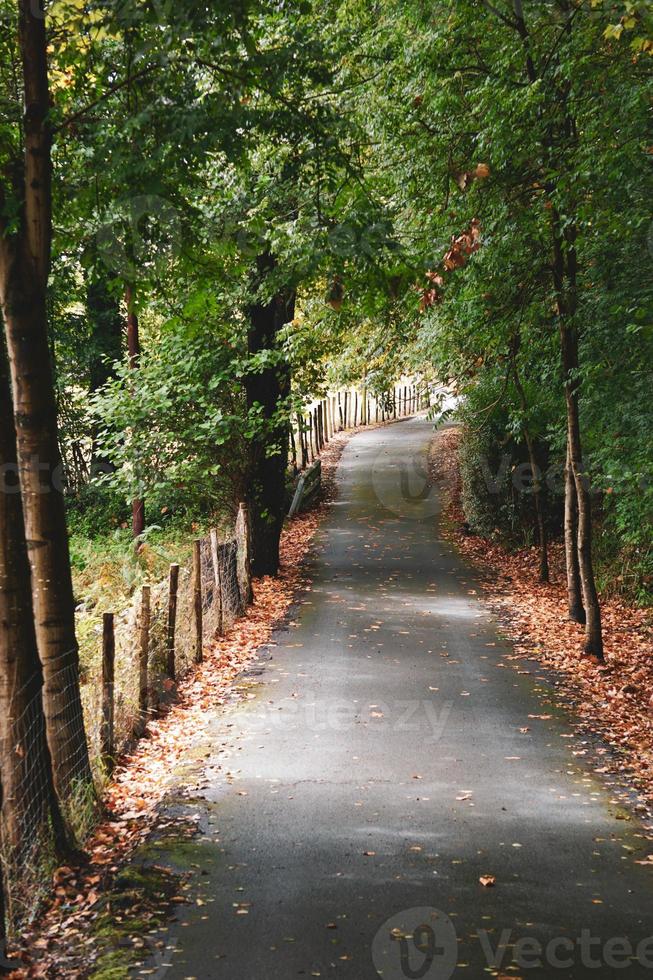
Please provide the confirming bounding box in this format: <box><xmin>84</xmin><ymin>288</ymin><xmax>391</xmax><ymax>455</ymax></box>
<box><xmin>141</xmin><ymin>418</ymin><xmax>653</xmax><ymax>980</ymax></box>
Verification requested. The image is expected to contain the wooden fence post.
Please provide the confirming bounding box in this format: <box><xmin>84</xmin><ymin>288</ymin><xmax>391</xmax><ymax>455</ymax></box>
<box><xmin>210</xmin><ymin>529</ymin><xmax>224</xmax><ymax>633</ymax></box>
<box><xmin>101</xmin><ymin>613</ymin><xmax>115</xmax><ymax>770</ymax></box>
<box><xmin>167</xmin><ymin>563</ymin><xmax>179</xmax><ymax>680</ymax></box>
<box><xmin>193</xmin><ymin>540</ymin><xmax>203</xmax><ymax>665</ymax></box>
<box><xmin>236</xmin><ymin>502</ymin><xmax>254</xmax><ymax>605</ymax></box>
<box><xmin>297</xmin><ymin>413</ymin><xmax>307</xmax><ymax>469</ymax></box>
<box><xmin>138</xmin><ymin>586</ymin><xmax>150</xmax><ymax>735</ymax></box>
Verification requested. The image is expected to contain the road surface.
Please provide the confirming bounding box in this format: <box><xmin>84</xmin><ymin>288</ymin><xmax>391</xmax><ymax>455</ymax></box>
<box><xmin>138</xmin><ymin>417</ymin><xmax>653</xmax><ymax>980</ymax></box>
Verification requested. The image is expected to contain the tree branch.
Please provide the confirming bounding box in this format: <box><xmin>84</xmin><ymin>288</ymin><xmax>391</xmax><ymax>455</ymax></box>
<box><xmin>52</xmin><ymin>64</ymin><xmax>159</xmax><ymax>134</ymax></box>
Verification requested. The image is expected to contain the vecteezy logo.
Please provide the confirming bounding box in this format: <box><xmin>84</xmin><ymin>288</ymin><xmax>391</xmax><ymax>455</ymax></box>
<box><xmin>372</xmin><ymin>451</ymin><xmax>442</xmax><ymax>521</ymax></box>
<box><xmin>372</xmin><ymin>907</ymin><xmax>457</xmax><ymax>980</ymax></box>
<box><xmin>96</xmin><ymin>195</ymin><xmax>182</xmax><ymax>280</ymax></box>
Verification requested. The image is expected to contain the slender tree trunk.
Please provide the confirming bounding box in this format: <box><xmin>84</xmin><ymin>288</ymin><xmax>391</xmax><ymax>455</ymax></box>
<box><xmin>520</xmin><ymin>421</ymin><xmax>549</xmax><ymax>584</ymax></box>
<box><xmin>86</xmin><ymin>264</ymin><xmax>122</xmax><ymax>476</ymax></box>
<box><xmin>563</xmin><ymin>364</ymin><xmax>603</xmax><ymax>658</ymax></box>
<box><xmin>554</xmin><ymin>220</ymin><xmax>603</xmax><ymax>659</ymax></box>
<box><xmin>245</xmin><ymin>253</ymin><xmax>294</xmax><ymax>577</ymax></box>
<box><xmin>125</xmin><ymin>284</ymin><xmax>145</xmax><ymax>539</ymax></box>
<box><xmin>564</xmin><ymin>444</ymin><xmax>586</xmax><ymax>624</ymax></box>
<box><xmin>0</xmin><ymin>342</ymin><xmax>72</xmax><ymax>870</ymax></box>
<box><xmin>0</xmin><ymin>0</ymin><xmax>94</xmax><ymax>800</ymax></box>
<box><xmin>510</xmin><ymin>339</ymin><xmax>549</xmax><ymax>583</ymax></box>
<box><xmin>511</xmin><ymin>0</ymin><xmax>601</xmax><ymax>655</ymax></box>
<box><xmin>0</xmin><ymin>776</ymin><xmax>6</xmax><ymax>964</ymax></box>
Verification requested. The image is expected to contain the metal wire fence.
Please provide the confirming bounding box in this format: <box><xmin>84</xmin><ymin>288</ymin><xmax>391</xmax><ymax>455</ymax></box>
<box><xmin>83</xmin><ymin>512</ymin><xmax>251</xmax><ymax>764</ymax></box>
<box><xmin>1</xmin><ymin>510</ymin><xmax>252</xmax><ymax>932</ymax></box>
<box><xmin>0</xmin><ymin>659</ymin><xmax>94</xmax><ymax>928</ymax></box>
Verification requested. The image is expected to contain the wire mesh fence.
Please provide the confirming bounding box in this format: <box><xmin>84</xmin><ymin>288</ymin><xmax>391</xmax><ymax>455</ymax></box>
<box><xmin>1</xmin><ymin>509</ymin><xmax>253</xmax><ymax>933</ymax></box>
<box><xmin>81</xmin><ymin>510</ymin><xmax>252</xmax><ymax>766</ymax></box>
<box><xmin>0</xmin><ymin>659</ymin><xmax>95</xmax><ymax>929</ymax></box>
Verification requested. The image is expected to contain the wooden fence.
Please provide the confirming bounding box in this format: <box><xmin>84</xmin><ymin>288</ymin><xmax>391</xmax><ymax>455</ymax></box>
<box><xmin>94</xmin><ymin>503</ymin><xmax>252</xmax><ymax>771</ymax></box>
<box><xmin>290</xmin><ymin>380</ymin><xmax>430</xmax><ymax>472</ymax></box>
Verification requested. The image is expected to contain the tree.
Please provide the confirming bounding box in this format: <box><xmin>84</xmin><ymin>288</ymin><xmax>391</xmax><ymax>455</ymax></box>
<box><xmin>0</xmin><ymin>340</ymin><xmax>72</xmax><ymax>930</ymax></box>
<box><xmin>508</xmin><ymin>330</ymin><xmax>549</xmax><ymax>583</ymax></box>
<box><xmin>0</xmin><ymin>0</ymin><xmax>94</xmax><ymax>800</ymax></box>
<box><xmin>85</xmin><ymin>255</ymin><xmax>124</xmax><ymax>476</ymax></box>
<box><xmin>341</xmin><ymin>0</ymin><xmax>650</xmax><ymax>651</ymax></box>
<box><xmin>124</xmin><ymin>283</ymin><xmax>145</xmax><ymax>538</ymax></box>
<box><xmin>245</xmin><ymin>253</ymin><xmax>295</xmax><ymax>575</ymax></box>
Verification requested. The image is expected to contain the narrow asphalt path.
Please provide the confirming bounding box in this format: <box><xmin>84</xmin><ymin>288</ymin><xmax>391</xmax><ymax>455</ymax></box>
<box><xmin>141</xmin><ymin>417</ymin><xmax>653</xmax><ymax>980</ymax></box>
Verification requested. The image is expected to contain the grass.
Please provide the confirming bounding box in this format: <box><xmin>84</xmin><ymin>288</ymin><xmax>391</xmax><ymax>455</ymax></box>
<box><xmin>70</xmin><ymin>522</ymin><xmax>199</xmax><ymax>699</ymax></box>
<box><xmin>66</xmin><ymin>495</ymin><xmax>233</xmax><ymax>763</ymax></box>
<box><xmin>87</xmin><ymin>863</ymin><xmax>182</xmax><ymax>979</ymax></box>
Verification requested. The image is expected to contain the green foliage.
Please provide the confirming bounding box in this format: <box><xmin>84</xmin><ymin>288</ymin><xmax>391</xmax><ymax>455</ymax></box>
<box><xmin>336</xmin><ymin>0</ymin><xmax>652</xmax><ymax>600</ymax></box>
<box><xmin>456</xmin><ymin>371</ymin><xmax>559</xmax><ymax>546</ymax></box>
<box><xmin>92</xmin><ymin>304</ymin><xmax>247</xmax><ymax>514</ymax></box>
<box><xmin>3</xmin><ymin>0</ymin><xmax>650</xmax><ymax>600</ymax></box>
<box><xmin>66</xmin><ymin>484</ymin><xmax>129</xmax><ymax>545</ymax></box>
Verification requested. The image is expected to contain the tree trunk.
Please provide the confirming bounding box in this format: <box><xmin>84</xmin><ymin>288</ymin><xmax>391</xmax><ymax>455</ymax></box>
<box><xmin>245</xmin><ymin>253</ymin><xmax>294</xmax><ymax>577</ymax></box>
<box><xmin>564</xmin><ymin>445</ymin><xmax>586</xmax><ymax>624</ymax></box>
<box><xmin>563</xmin><ymin>372</ymin><xmax>603</xmax><ymax>658</ymax></box>
<box><xmin>554</xmin><ymin>219</ymin><xmax>603</xmax><ymax>659</ymax></box>
<box><xmin>0</xmin><ymin>0</ymin><xmax>94</xmax><ymax>801</ymax></box>
<box><xmin>510</xmin><ymin>340</ymin><xmax>549</xmax><ymax>583</ymax></box>
<box><xmin>86</xmin><ymin>264</ymin><xmax>122</xmax><ymax>477</ymax></box>
<box><xmin>511</xmin><ymin>0</ymin><xmax>600</xmax><ymax>654</ymax></box>
<box><xmin>0</xmin><ymin>342</ymin><xmax>71</xmax><ymax>869</ymax></box>
<box><xmin>0</xmin><ymin>776</ymin><xmax>6</xmax><ymax>963</ymax></box>
<box><xmin>526</xmin><ymin>431</ymin><xmax>549</xmax><ymax>584</ymax></box>
<box><xmin>125</xmin><ymin>284</ymin><xmax>145</xmax><ymax>539</ymax></box>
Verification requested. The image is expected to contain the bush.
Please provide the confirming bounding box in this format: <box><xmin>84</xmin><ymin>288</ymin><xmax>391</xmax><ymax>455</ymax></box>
<box><xmin>456</xmin><ymin>374</ymin><xmax>560</xmax><ymax>547</ymax></box>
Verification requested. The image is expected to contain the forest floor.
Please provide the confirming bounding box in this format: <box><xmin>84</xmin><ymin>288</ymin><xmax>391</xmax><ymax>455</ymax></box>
<box><xmin>430</xmin><ymin>424</ymin><xmax>653</xmax><ymax>821</ymax></box>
